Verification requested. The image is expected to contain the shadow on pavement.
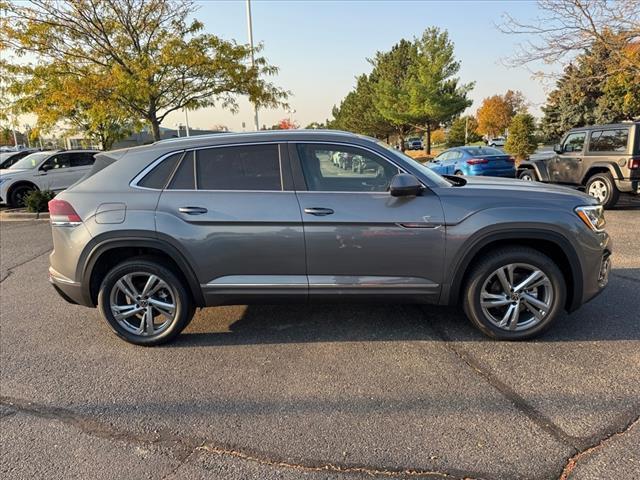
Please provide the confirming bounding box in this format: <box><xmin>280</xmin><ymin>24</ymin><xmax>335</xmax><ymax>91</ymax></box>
<box><xmin>175</xmin><ymin>268</ymin><xmax>640</xmax><ymax>347</ymax></box>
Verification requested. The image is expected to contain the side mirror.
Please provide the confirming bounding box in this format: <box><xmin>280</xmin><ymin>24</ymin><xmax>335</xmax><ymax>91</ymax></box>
<box><xmin>553</xmin><ymin>144</ymin><xmax>564</xmax><ymax>154</ymax></box>
<box><xmin>40</xmin><ymin>164</ymin><xmax>53</xmax><ymax>172</ymax></box>
<box><xmin>389</xmin><ymin>173</ymin><xmax>424</xmax><ymax>197</ymax></box>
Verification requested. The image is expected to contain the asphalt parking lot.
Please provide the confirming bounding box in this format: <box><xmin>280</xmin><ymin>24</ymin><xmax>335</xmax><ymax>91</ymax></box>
<box><xmin>1</xmin><ymin>200</ymin><xmax>639</xmax><ymax>480</ymax></box>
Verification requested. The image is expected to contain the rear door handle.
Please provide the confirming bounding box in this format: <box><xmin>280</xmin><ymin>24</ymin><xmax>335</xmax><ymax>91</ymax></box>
<box><xmin>304</xmin><ymin>207</ymin><xmax>334</xmax><ymax>216</ymax></box>
<box><xmin>179</xmin><ymin>206</ymin><xmax>208</xmax><ymax>215</ymax></box>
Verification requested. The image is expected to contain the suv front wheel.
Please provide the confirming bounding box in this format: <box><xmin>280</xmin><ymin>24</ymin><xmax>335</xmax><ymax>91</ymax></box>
<box><xmin>97</xmin><ymin>258</ymin><xmax>194</xmax><ymax>346</ymax></box>
<box><xmin>585</xmin><ymin>172</ymin><xmax>619</xmax><ymax>209</ymax></box>
<box><xmin>463</xmin><ymin>247</ymin><xmax>566</xmax><ymax>340</ymax></box>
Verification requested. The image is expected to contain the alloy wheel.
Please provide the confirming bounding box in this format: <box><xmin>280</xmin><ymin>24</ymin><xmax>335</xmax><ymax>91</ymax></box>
<box><xmin>480</xmin><ymin>263</ymin><xmax>554</xmax><ymax>332</ymax></box>
<box><xmin>588</xmin><ymin>180</ymin><xmax>608</xmax><ymax>203</ymax></box>
<box><xmin>109</xmin><ymin>272</ymin><xmax>177</xmax><ymax>336</ymax></box>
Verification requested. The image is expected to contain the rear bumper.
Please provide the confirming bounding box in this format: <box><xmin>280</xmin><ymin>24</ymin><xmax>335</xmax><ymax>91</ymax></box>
<box><xmin>468</xmin><ymin>170</ymin><xmax>516</xmax><ymax>178</ymax></box>
<box><xmin>614</xmin><ymin>178</ymin><xmax>639</xmax><ymax>194</ymax></box>
<box><xmin>49</xmin><ymin>266</ymin><xmax>91</xmax><ymax>307</ymax></box>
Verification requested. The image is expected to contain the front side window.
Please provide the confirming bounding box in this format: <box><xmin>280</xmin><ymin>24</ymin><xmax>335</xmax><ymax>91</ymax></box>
<box><xmin>42</xmin><ymin>153</ymin><xmax>71</xmax><ymax>170</ymax></box>
<box><xmin>588</xmin><ymin>129</ymin><xmax>629</xmax><ymax>153</ymax></box>
<box><xmin>196</xmin><ymin>144</ymin><xmax>281</xmax><ymax>191</ymax></box>
<box><xmin>296</xmin><ymin>144</ymin><xmax>398</xmax><ymax>192</ymax></box>
<box><xmin>562</xmin><ymin>132</ymin><xmax>586</xmax><ymax>153</ymax></box>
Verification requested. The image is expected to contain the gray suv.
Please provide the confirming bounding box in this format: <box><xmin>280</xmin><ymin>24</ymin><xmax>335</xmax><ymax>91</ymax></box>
<box><xmin>48</xmin><ymin>130</ymin><xmax>611</xmax><ymax>345</ymax></box>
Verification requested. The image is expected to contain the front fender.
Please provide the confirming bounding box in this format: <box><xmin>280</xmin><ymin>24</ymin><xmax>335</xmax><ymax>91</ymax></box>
<box><xmin>441</xmin><ymin>207</ymin><xmax>592</xmax><ymax>312</ymax></box>
<box><xmin>519</xmin><ymin>158</ymin><xmax>550</xmax><ymax>181</ymax></box>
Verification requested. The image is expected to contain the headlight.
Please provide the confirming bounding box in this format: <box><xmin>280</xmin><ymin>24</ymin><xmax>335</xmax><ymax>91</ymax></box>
<box><xmin>575</xmin><ymin>205</ymin><xmax>606</xmax><ymax>232</ymax></box>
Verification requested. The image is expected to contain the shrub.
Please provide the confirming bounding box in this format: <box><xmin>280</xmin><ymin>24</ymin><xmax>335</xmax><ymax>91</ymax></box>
<box><xmin>24</xmin><ymin>190</ymin><xmax>56</xmax><ymax>214</ymax></box>
<box><xmin>505</xmin><ymin>113</ymin><xmax>537</xmax><ymax>162</ymax></box>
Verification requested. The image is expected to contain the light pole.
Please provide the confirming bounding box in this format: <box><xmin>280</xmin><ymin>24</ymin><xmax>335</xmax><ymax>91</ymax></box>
<box><xmin>246</xmin><ymin>0</ymin><xmax>259</xmax><ymax>131</ymax></box>
<box><xmin>184</xmin><ymin>109</ymin><xmax>190</xmax><ymax>136</ymax></box>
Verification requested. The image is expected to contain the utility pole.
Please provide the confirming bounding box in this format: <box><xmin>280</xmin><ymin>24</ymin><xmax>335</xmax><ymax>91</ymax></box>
<box><xmin>246</xmin><ymin>0</ymin><xmax>259</xmax><ymax>131</ymax></box>
<box><xmin>464</xmin><ymin>117</ymin><xmax>469</xmax><ymax>145</ymax></box>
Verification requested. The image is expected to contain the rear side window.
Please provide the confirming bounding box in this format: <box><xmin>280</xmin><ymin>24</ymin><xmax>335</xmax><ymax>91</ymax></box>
<box><xmin>168</xmin><ymin>151</ymin><xmax>195</xmax><ymax>189</ymax></box>
<box><xmin>196</xmin><ymin>144</ymin><xmax>281</xmax><ymax>191</ymax></box>
<box><xmin>70</xmin><ymin>152</ymin><xmax>96</xmax><ymax>167</ymax></box>
<box><xmin>588</xmin><ymin>129</ymin><xmax>629</xmax><ymax>153</ymax></box>
<box><xmin>138</xmin><ymin>152</ymin><xmax>183</xmax><ymax>189</ymax></box>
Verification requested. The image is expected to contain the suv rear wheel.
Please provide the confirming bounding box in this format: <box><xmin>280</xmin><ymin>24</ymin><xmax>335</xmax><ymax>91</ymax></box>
<box><xmin>586</xmin><ymin>172</ymin><xmax>619</xmax><ymax>209</ymax></box>
<box><xmin>463</xmin><ymin>247</ymin><xmax>565</xmax><ymax>340</ymax></box>
<box><xmin>97</xmin><ymin>258</ymin><xmax>194</xmax><ymax>346</ymax></box>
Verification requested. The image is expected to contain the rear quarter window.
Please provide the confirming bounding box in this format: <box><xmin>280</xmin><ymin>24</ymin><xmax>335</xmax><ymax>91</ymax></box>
<box><xmin>588</xmin><ymin>129</ymin><xmax>629</xmax><ymax>153</ymax></box>
<box><xmin>138</xmin><ymin>152</ymin><xmax>183</xmax><ymax>189</ymax></box>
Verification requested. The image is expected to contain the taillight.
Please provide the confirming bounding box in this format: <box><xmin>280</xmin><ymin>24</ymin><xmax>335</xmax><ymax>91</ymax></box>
<box><xmin>629</xmin><ymin>157</ymin><xmax>640</xmax><ymax>170</ymax></box>
<box><xmin>466</xmin><ymin>158</ymin><xmax>489</xmax><ymax>165</ymax></box>
<box><xmin>507</xmin><ymin>156</ymin><xmax>516</xmax><ymax>163</ymax></box>
<box><xmin>48</xmin><ymin>199</ymin><xmax>82</xmax><ymax>226</ymax></box>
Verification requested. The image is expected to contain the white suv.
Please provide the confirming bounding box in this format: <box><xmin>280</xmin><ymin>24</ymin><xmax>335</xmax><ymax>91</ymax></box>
<box><xmin>0</xmin><ymin>150</ymin><xmax>98</xmax><ymax>207</ymax></box>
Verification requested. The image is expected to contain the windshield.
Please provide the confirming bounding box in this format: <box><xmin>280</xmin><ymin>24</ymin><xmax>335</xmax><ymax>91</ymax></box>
<box><xmin>8</xmin><ymin>152</ymin><xmax>51</xmax><ymax>170</ymax></box>
<box><xmin>377</xmin><ymin>141</ymin><xmax>451</xmax><ymax>188</ymax></box>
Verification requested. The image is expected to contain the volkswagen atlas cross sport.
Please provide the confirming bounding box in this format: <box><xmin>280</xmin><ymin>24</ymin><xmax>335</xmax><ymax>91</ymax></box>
<box><xmin>48</xmin><ymin>130</ymin><xmax>611</xmax><ymax>346</ymax></box>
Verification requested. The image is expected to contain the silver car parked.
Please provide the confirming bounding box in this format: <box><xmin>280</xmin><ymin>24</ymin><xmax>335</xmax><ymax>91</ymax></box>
<box><xmin>48</xmin><ymin>130</ymin><xmax>611</xmax><ymax>345</ymax></box>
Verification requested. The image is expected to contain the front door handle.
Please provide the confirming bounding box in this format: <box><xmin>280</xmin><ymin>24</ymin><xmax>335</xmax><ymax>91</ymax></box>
<box><xmin>179</xmin><ymin>206</ymin><xmax>208</xmax><ymax>215</ymax></box>
<box><xmin>304</xmin><ymin>207</ymin><xmax>334</xmax><ymax>216</ymax></box>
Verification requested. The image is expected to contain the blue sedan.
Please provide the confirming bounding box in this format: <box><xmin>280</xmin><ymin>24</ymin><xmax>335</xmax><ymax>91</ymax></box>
<box><xmin>427</xmin><ymin>146</ymin><xmax>516</xmax><ymax>178</ymax></box>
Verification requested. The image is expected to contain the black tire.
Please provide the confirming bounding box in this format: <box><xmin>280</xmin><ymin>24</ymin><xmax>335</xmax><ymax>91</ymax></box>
<box><xmin>462</xmin><ymin>247</ymin><xmax>566</xmax><ymax>340</ymax></box>
<box><xmin>585</xmin><ymin>172</ymin><xmax>619</xmax><ymax>209</ymax></box>
<box><xmin>518</xmin><ymin>169</ymin><xmax>537</xmax><ymax>181</ymax></box>
<box><xmin>8</xmin><ymin>184</ymin><xmax>37</xmax><ymax>208</ymax></box>
<box><xmin>97</xmin><ymin>258</ymin><xmax>194</xmax><ymax>346</ymax></box>
<box><xmin>454</xmin><ymin>170</ymin><xmax>464</xmax><ymax>176</ymax></box>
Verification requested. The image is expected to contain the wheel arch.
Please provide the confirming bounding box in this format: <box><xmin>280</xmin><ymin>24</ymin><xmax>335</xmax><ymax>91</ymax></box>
<box><xmin>581</xmin><ymin>163</ymin><xmax>622</xmax><ymax>185</ymax></box>
<box><xmin>6</xmin><ymin>180</ymin><xmax>39</xmax><ymax>205</ymax></box>
<box><xmin>79</xmin><ymin>233</ymin><xmax>205</xmax><ymax>308</ymax></box>
<box><xmin>448</xmin><ymin>229</ymin><xmax>583</xmax><ymax>312</ymax></box>
<box><xmin>517</xmin><ymin>159</ymin><xmax>548</xmax><ymax>182</ymax></box>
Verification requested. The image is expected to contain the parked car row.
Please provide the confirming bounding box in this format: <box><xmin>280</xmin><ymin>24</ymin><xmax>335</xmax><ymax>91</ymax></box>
<box><xmin>0</xmin><ymin>149</ymin><xmax>99</xmax><ymax>207</ymax></box>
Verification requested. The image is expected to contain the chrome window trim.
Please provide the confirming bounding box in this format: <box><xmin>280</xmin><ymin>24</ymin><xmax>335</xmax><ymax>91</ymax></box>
<box><xmin>130</xmin><ymin>141</ymin><xmax>285</xmax><ymax>191</ymax></box>
<box><xmin>130</xmin><ymin>150</ymin><xmax>185</xmax><ymax>191</ymax></box>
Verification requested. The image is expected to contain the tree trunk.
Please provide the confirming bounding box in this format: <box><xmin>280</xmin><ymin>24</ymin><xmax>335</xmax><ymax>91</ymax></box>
<box><xmin>150</xmin><ymin>118</ymin><xmax>161</xmax><ymax>142</ymax></box>
<box><xmin>426</xmin><ymin>123</ymin><xmax>432</xmax><ymax>155</ymax></box>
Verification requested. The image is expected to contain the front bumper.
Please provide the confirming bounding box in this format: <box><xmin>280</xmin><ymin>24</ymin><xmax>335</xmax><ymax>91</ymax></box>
<box><xmin>578</xmin><ymin>232</ymin><xmax>612</xmax><ymax>308</ymax></box>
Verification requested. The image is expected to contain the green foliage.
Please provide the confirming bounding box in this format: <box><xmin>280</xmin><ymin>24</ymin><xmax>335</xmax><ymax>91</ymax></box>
<box><xmin>406</xmin><ymin>28</ymin><xmax>474</xmax><ymax>152</ymax></box>
<box><xmin>24</xmin><ymin>189</ymin><xmax>55</xmax><ymax>213</ymax></box>
<box><xmin>505</xmin><ymin>114</ymin><xmax>537</xmax><ymax>162</ymax></box>
<box><xmin>446</xmin><ymin>115</ymin><xmax>481</xmax><ymax>147</ymax></box>
<box><xmin>329</xmin><ymin>74</ymin><xmax>395</xmax><ymax>139</ymax></box>
<box><xmin>540</xmin><ymin>36</ymin><xmax>640</xmax><ymax>142</ymax></box>
<box><xmin>1</xmin><ymin>0</ymin><xmax>288</xmax><ymax>141</ymax></box>
<box><xmin>330</xmin><ymin>27</ymin><xmax>473</xmax><ymax>153</ymax></box>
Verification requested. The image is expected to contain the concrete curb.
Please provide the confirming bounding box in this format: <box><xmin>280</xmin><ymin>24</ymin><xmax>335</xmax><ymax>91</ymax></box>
<box><xmin>0</xmin><ymin>209</ymin><xmax>50</xmax><ymax>221</ymax></box>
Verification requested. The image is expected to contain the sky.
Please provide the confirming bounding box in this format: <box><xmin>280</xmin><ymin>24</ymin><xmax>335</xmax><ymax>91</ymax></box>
<box><xmin>164</xmin><ymin>0</ymin><xmax>554</xmax><ymax>132</ymax></box>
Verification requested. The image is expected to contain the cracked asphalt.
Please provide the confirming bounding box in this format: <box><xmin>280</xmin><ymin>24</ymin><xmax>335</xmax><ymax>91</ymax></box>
<box><xmin>1</xmin><ymin>197</ymin><xmax>639</xmax><ymax>480</ymax></box>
